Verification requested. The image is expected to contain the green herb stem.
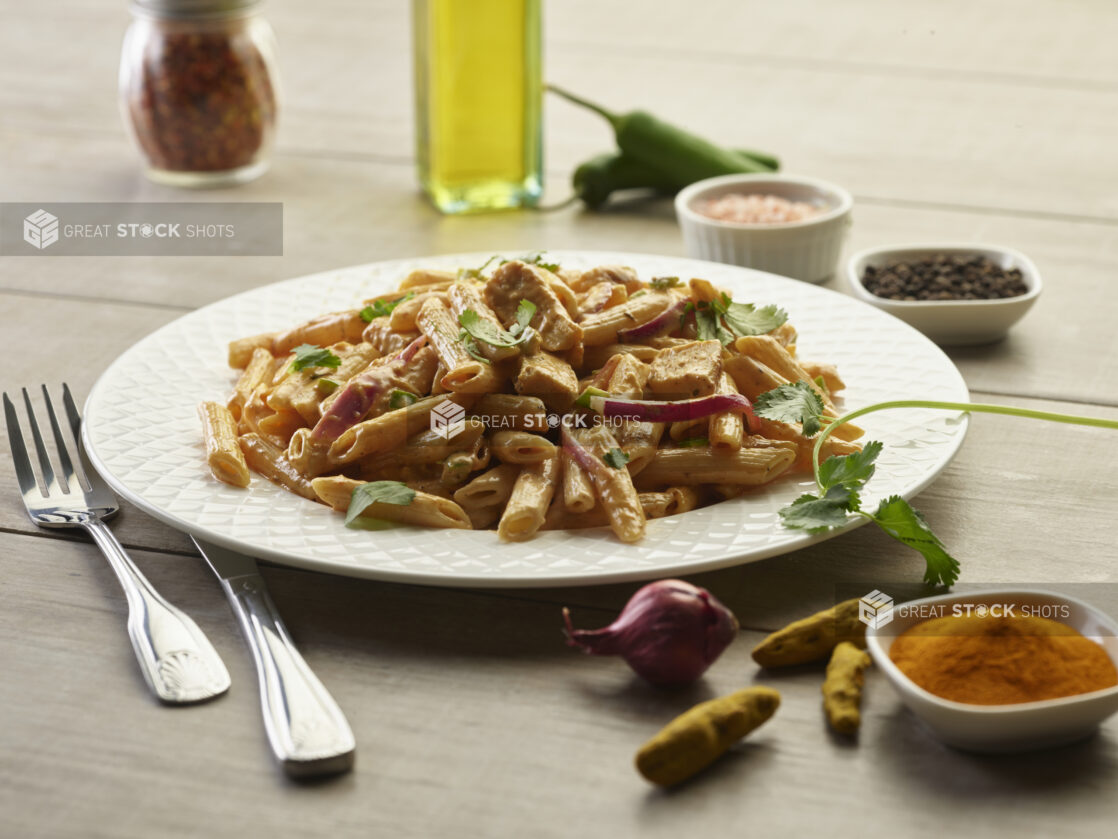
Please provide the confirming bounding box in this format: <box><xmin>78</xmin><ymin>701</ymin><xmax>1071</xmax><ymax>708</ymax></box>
<box><xmin>811</xmin><ymin>399</ymin><xmax>1118</xmax><ymax>494</ymax></box>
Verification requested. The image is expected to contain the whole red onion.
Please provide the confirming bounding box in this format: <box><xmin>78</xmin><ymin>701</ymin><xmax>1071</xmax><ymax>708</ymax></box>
<box><xmin>562</xmin><ymin>579</ymin><xmax>739</xmax><ymax>686</ymax></box>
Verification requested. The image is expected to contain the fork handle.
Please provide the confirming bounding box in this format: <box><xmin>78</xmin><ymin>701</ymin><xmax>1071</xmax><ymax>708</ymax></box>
<box><xmin>82</xmin><ymin>520</ymin><xmax>231</xmax><ymax>704</ymax></box>
<box><xmin>217</xmin><ymin>572</ymin><xmax>356</xmax><ymax>777</ymax></box>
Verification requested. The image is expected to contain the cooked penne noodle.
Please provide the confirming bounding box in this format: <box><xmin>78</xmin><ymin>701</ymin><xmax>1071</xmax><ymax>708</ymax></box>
<box><xmin>710</xmin><ymin>373</ymin><xmax>744</xmax><ymax>454</ymax></box>
<box><xmin>228</xmin><ymin>346</ymin><xmax>274</xmax><ymax>420</ymax></box>
<box><xmin>326</xmin><ymin>393</ymin><xmax>473</xmax><ymax>466</ymax></box>
<box><xmin>390</xmin><ymin>291</ymin><xmax>446</xmax><ymax>332</ymax></box>
<box><xmin>311</xmin><ymin>475</ymin><xmax>470</xmax><ymax>529</ymax></box>
<box><xmin>491</xmin><ymin>430</ymin><xmax>556</xmax><ymax>464</ymax></box>
<box><xmin>204</xmin><ymin>259</ymin><xmax>859</xmax><ymax>545</ymax></box>
<box><xmin>498</xmin><ymin>455</ymin><xmax>560</xmax><ymax>541</ymax></box>
<box><xmin>228</xmin><ymin>332</ymin><xmax>276</xmax><ymax>369</ymax></box>
<box><xmin>417</xmin><ymin>298</ymin><xmax>503</xmax><ymax>394</ymax></box>
<box><xmin>239</xmin><ymin>432</ymin><xmax>317</xmax><ymax>499</ymax></box>
<box><xmin>561</xmin><ymin>449</ymin><xmax>596</xmax><ymax>513</ymax></box>
<box><xmin>633</xmin><ymin>447</ymin><xmax>796</xmax><ymax>489</ymax></box>
<box><xmin>453</xmin><ymin>463</ymin><xmax>520</xmax><ymax>510</ymax></box>
<box><xmin>472</xmin><ymin>394</ymin><xmax>548</xmax><ymax>431</ymax></box>
<box><xmin>579</xmin><ymin>291</ymin><xmax>675</xmax><ymax>346</ymax></box>
<box><xmin>581</xmin><ymin>343</ymin><xmax>657</xmax><ymax>370</ymax></box>
<box><xmin>272</xmin><ymin>310</ymin><xmax>366</xmax><ymax>356</ymax></box>
<box><xmin>198</xmin><ymin>401</ymin><xmax>251</xmax><ymax>487</ymax></box>
<box><xmin>568</xmin><ymin>425</ymin><xmax>645</xmax><ymax>543</ymax></box>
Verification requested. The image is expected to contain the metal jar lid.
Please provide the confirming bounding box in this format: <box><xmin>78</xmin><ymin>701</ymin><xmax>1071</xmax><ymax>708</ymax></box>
<box><xmin>131</xmin><ymin>0</ymin><xmax>261</xmax><ymax>19</ymax></box>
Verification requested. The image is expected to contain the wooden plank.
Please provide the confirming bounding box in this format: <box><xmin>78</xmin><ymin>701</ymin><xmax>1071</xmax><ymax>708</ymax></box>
<box><xmin>1</xmin><ymin>534</ymin><xmax>1117</xmax><ymax>838</ymax></box>
<box><xmin>2</xmin><ymin>125</ymin><xmax>1116</xmax><ymax>401</ymax></box>
<box><xmin>1</xmin><ymin>4</ymin><xmax>1116</xmax><ymax>219</ymax></box>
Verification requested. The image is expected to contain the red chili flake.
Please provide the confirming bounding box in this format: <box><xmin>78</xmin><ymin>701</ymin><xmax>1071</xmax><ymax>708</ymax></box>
<box><xmin>127</xmin><ymin>25</ymin><xmax>276</xmax><ymax>173</ymax></box>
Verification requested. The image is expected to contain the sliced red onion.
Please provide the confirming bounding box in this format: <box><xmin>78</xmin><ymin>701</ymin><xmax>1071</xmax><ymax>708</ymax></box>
<box><xmin>616</xmin><ymin>298</ymin><xmax>688</xmax><ymax>342</ymax></box>
<box><xmin>311</xmin><ymin>337</ymin><xmax>427</xmax><ymax>442</ymax></box>
<box><xmin>394</xmin><ymin>334</ymin><xmax>428</xmax><ymax>363</ymax></box>
<box><xmin>561</xmin><ymin>426</ymin><xmax>603</xmax><ymax>476</ymax></box>
<box><xmin>587</xmin><ymin>393</ymin><xmax>759</xmax><ymax>429</ymax></box>
<box><xmin>563</xmin><ymin>579</ymin><xmax>739</xmax><ymax>686</ymax></box>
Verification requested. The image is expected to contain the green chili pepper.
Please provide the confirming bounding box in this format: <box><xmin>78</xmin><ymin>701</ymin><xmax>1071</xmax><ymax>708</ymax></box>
<box><xmin>573</xmin><ymin>148</ymin><xmax>780</xmax><ymax>209</ymax></box>
<box><xmin>549</xmin><ymin>84</ymin><xmax>771</xmax><ymax>186</ymax></box>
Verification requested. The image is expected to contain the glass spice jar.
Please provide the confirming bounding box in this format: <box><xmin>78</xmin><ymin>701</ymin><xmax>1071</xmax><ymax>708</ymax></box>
<box><xmin>119</xmin><ymin>0</ymin><xmax>279</xmax><ymax>187</ymax></box>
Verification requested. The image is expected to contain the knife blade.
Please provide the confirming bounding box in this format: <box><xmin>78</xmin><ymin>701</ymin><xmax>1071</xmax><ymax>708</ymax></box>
<box><xmin>193</xmin><ymin>537</ymin><xmax>356</xmax><ymax>778</ymax></box>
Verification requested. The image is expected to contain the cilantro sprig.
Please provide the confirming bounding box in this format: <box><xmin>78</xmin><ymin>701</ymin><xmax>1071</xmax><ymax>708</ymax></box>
<box><xmin>457</xmin><ymin>252</ymin><xmax>560</xmax><ymax>281</ymax></box>
<box><xmin>753</xmin><ymin>383</ymin><xmax>1118</xmax><ymax>587</ymax></box>
<box><xmin>289</xmin><ymin>344</ymin><xmax>342</xmax><ymax>373</ymax></box>
<box><xmin>361</xmin><ymin>292</ymin><xmax>414</xmax><ymax>322</ymax></box>
<box><xmin>689</xmin><ymin>293</ymin><xmax>787</xmax><ymax>346</ymax></box>
<box><xmin>458</xmin><ymin>299</ymin><xmax>537</xmax><ymax>354</ymax></box>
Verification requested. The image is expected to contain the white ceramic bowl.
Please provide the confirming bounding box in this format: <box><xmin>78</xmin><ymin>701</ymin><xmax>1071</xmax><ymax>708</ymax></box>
<box><xmin>866</xmin><ymin>589</ymin><xmax>1118</xmax><ymax>753</ymax></box>
<box><xmin>847</xmin><ymin>243</ymin><xmax>1042</xmax><ymax>346</ymax></box>
<box><xmin>675</xmin><ymin>174</ymin><xmax>852</xmax><ymax>283</ymax></box>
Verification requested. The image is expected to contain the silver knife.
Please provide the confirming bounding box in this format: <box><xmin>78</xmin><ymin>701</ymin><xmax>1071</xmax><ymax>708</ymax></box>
<box><xmin>192</xmin><ymin>537</ymin><xmax>356</xmax><ymax>778</ymax></box>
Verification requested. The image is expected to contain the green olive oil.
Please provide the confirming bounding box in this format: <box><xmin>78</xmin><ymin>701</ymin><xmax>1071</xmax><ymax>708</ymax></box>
<box><xmin>412</xmin><ymin>0</ymin><xmax>542</xmax><ymax>213</ymax></box>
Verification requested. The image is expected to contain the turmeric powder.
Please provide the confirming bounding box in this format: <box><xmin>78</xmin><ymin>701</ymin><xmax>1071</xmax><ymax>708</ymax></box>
<box><xmin>635</xmin><ymin>687</ymin><xmax>780</xmax><ymax>787</ymax></box>
<box><xmin>889</xmin><ymin>614</ymin><xmax>1118</xmax><ymax>705</ymax></box>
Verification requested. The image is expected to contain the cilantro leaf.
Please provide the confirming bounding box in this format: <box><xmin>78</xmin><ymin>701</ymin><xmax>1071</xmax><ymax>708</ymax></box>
<box><xmin>457</xmin><ymin>328</ymin><xmax>490</xmax><ymax>363</ymax></box>
<box><xmin>522</xmin><ymin>252</ymin><xmax>560</xmax><ymax>273</ymax></box>
<box><xmin>388</xmin><ymin>388</ymin><xmax>419</xmax><ymax>410</ymax></box>
<box><xmin>650</xmin><ymin>276</ymin><xmax>682</xmax><ymax>291</ymax></box>
<box><xmin>817</xmin><ymin>441</ymin><xmax>884</xmax><ymax>493</ymax></box>
<box><xmin>289</xmin><ymin>344</ymin><xmax>342</xmax><ymax>373</ymax></box>
<box><xmin>603</xmin><ymin>448</ymin><xmax>630</xmax><ymax>469</ymax></box>
<box><xmin>695</xmin><ymin>307</ymin><xmax>732</xmax><ymax>346</ymax></box>
<box><xmin>458</xmin><ymin>255</ymin><xmax>500</xmax><ymax>281</ymax></box>
<box><xmin>459</xmin><ymin>305</ymin><xmax>537</xmax><ymax>350</ymax></box>
<box><xmin>870</xmin><ymin>496</ymin><xmax>960</xmax><ymax>587</ymax></box>
<box><xmin>752</xmin><ymin>381</ymin><xmax>826</xmax><ymax>436</ymax></box>
<box><xmin>778</xmin><ymin>485</ymin><xmax>857</xmax><ymax>532</ymax></box>
<box><xmin>508</xmin><ymin>299</ymin><xmax>537</xmax><ymax>339</ymax></box>
<box><xmin>721</xmin><ymin>302</ymin><xmax>787</xmax><ymax>337</ymax></box>
<box><xmin>360</xmin><ymin>292</ymin><xmax>414</xmax><ymax>322</ymax></box>
<box><xmin>345</xmin><ymin>480</ymin><xmax>416</xmax><ymax>526</ymax></box>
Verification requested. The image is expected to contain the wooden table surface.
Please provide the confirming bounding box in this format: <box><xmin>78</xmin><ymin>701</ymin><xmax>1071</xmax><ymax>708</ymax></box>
<box><xmin>3</xmin><ymin>2</ymin><xmax>1118</xmax><ymax>836</ymax></box>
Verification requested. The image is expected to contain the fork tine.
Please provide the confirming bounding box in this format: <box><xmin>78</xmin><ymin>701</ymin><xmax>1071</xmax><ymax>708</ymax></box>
<box><xmin>42</xmin><ymin>385</ymin><xmax>76</xmax><ymax>495</ymax></box>
<box><xmin>22</xmin><ymin>387</ymin><xmax>59</xmax><ymax>495</ymax></box>
<box><xmin>61</xmin><ymin>383</ymin><xmax>98</xmax><ymax>492</ymax></box>
<box><xmin>4</xmin><ymin>392</ymin><xmax>41</xmax><ymax>498</ymax></box>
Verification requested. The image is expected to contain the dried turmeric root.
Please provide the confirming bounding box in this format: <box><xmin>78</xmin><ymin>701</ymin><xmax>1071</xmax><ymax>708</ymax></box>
<box><xmin>822</xmin><ymin>641</ymin><xmax>872</xmax><ymax>734</ymax></box>
<box><xmin>751</xmin><ymin>599</ymin><xmax>865</xmax><ymax>668</ymax></box>
<box><xmin>635</xmin><ymin>687</ymin><xmax>780</xmax><ymax>787</ymax></box>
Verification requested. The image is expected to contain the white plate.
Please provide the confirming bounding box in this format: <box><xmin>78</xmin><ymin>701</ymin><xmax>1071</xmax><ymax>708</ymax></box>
<box><xmin>83</xmin><ymin>251</ymin><xmax>970</xmax><ymax>588</ymax></box>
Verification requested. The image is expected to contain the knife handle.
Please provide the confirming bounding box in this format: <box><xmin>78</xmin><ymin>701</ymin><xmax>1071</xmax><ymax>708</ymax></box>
<box><xmin>220</xmin><ymin>574</ymin><xmax>356</xmax><ymax>778</ymax></box>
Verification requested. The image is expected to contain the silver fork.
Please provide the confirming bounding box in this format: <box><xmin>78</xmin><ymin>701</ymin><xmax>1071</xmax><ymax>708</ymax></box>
<box><xmin>3</xmin><ymin>384</ymin><xmax>231</xmax><ymax>704</ymax></box>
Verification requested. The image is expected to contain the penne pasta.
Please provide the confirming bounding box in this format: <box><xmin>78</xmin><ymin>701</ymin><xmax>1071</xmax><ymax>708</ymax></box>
<box><xmin>203</xmin><ymin>259</ymin><xmax>860</xmax><ymax>545</ymax></box>
<box><xmin>198</xmin><ymin>401</ymin><xmax>251</xmax><ymax>487</ymax></box>
<box><xmin>491</xmin><ymin>430</ymin><xmax>557</xmax><ymax>464</ymax></box>
<box><xmin>633</xmin><ymin>447</ymin><xmax>796</xmax><ymax>489</ymax></box>
<box><xmin>311</xmin><ymin>475</ymin><xmax>470</xmax><ymax>529</ymax></box>
<box><xmin>497</xmin><ymin>455</ymin><xmax>561</xmax><ymax>541</ymax></box>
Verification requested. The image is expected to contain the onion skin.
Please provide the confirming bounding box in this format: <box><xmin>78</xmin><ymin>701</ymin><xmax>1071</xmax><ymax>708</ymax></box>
<box><xmin>563</xmin><ymin>579</ymin><xmax>739</xmax><ymax>686</ymax></box>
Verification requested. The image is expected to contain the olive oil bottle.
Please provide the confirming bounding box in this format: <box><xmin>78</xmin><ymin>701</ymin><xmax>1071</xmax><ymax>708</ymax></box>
<box><xmin>412</xmin><ymin>0</ymin><xmax>542</xmax><ymax>213</ymax></box>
